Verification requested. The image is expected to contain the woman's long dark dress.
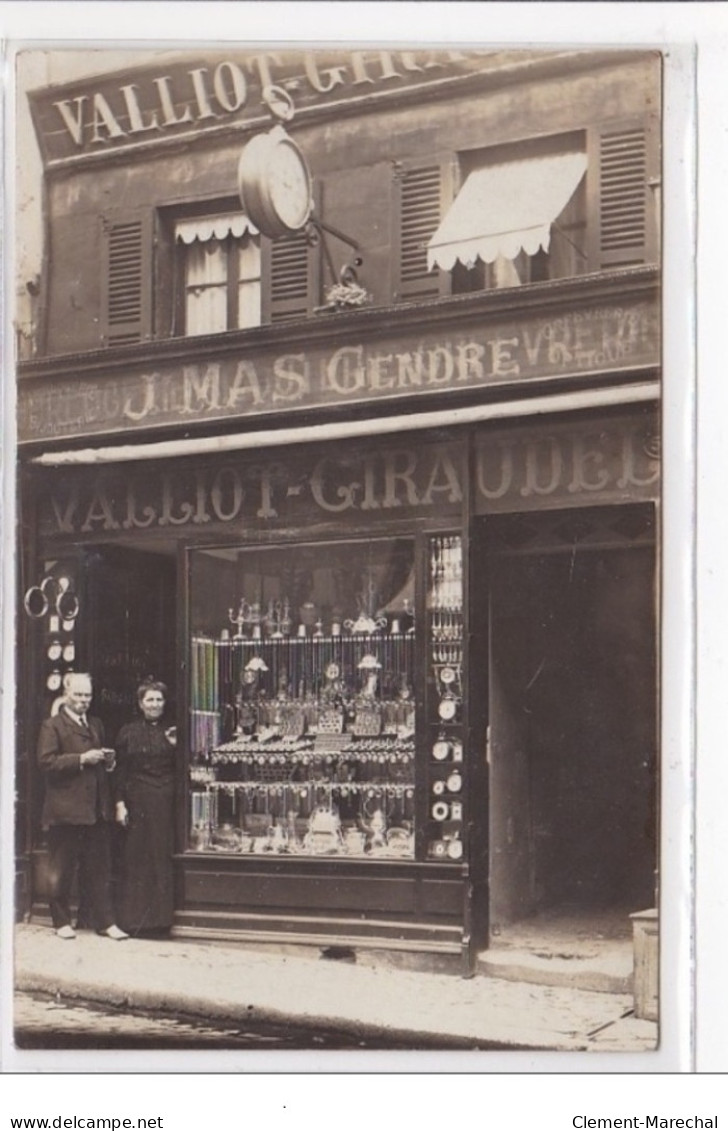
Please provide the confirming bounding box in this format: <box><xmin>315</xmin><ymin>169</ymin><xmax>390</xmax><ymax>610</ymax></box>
<box><xmin>114</xmin><ymin>719</ymin><xmax>176</xmax><ymax>935</ymax></box>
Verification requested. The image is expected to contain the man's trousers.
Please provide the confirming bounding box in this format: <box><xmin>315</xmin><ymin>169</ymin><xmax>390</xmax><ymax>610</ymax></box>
<box><xmin>46</xmin><ymin>822</ymin><xmax>115</xmax><ymax>931</ymax></box>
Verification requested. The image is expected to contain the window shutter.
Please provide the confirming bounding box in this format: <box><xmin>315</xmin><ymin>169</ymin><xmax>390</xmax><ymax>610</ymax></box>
<box><xmin>266</xmin><ymin>231</ymin><xmax>315</xmax><ymax>322</ymax></box>
<box><xmin>591</xmin><ymin>118</ymin><xmax>659</xmax><ymax>269</ymax></box>
<box><xmin>100</xmin><ymin>212</ymin><xmax>153</xmax><ymax>346</ymax></box>
<box><xmin>262</xmin><ymin>182</ymin><xmax>322</xmax><ymax>323</ymax></box>
<box><xmin>393</xmin><ymin>159</ymin><xmax>453</xmax><ymax>302</ymax></box>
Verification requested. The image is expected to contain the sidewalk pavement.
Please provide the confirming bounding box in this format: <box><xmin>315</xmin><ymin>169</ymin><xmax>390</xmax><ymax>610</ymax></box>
<box><xmin>13</xmin><ymin>923</ymin><xmax>657</xmax><ymax>1054</ymax></box>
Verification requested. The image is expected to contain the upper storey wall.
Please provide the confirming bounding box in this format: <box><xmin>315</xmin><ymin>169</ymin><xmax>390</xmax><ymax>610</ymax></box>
<box><xmin>26</xmin><ymin>49</ymin><xmax>661</xmax><ymax>358</ymax></box>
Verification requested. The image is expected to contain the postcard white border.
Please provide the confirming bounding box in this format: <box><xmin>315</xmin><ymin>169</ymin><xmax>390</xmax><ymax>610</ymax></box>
<box><xmin>0</xmin><ymin>0</ymin><xmax>720</xmax><ymax>1093</ymax></box>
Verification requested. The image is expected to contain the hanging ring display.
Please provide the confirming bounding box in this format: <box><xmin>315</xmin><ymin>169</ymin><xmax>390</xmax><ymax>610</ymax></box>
<box><xmin>23</xmin><ymin>586</ymin><xmax>49</xmax><ymax>619</ymax></box>
<box><xmin>24</xmin><ymin>574</ymin><xmax>79</xmax><ymax>621</ymax></box>
<box><xmin>56</xmin><ymin>589</ymin><xmax>80</xmax><ymax>622</ymax></box>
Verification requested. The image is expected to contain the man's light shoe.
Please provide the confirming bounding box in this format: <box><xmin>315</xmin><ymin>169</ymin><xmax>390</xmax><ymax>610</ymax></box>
<box><xmin>103</xmin><ymin>925</ymin><xmax>129</xmax><ymax>940</ymax></box>
<box><xmin>56</xmin><ymin>925</ymin><xmax>76</xmax><ymax>940</ymax></box>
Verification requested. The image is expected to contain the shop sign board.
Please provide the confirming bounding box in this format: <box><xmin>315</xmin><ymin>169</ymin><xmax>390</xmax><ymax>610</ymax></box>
<box><xmin>30</xmin><ymin>49</ymin><xmax>487</xmax><ymax>164</ymax></box>
<box><xmin>472</xmin><ymin>413</ymin><xmax>659</xmax><ymax>514</ymax></box>
<box><xmin>37</xmin><ymin>413</ymin><xmax>659</xmax><ymax>541</ymax></box>
<box><xmin>19</xmin><ymin>298</ymin><xmax>659</xmax><ymax>445</ymax></box>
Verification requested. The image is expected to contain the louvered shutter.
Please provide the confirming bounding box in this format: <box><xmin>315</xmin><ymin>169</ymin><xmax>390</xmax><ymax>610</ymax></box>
<box><xmin>590</xmin><ymin>117</ymin><xmax>659</xmax><ymax>269</ymax></box>
<box><xmin>266</xmin><ymin>231</ymin><xmax>315</xmax><ymax>322</ymax></box>
<box><xmin>393</xmin><ymin>159</ymin><xmax>453</xmax><ymax>302</ymax></box>
<box><xmin>262</xmin><ymin>182</ymin><xmax>321</xmax><ymax>323</ymax></box>
<box><xmin>100</xmin><ymin>212</ymin><xmax>153</xmax><ymax>346</ymax></box>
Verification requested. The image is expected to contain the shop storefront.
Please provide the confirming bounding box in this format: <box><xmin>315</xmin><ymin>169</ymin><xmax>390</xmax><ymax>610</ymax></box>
<box><xmin>16</xmin><ymin>47</ymin><xmax>661</xmax><ymax>974</ymax></box>
<box><xmin>18</xmin><ymin>281</ymin><xmax>659</xmax><ymax>974</ymax></box>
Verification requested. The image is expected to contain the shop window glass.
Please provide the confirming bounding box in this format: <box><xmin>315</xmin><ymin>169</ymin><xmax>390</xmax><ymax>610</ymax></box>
<box><xmin>188</xmin><ymin>539</ymin><xmax>417</xmax><ymax>859</ymax></box>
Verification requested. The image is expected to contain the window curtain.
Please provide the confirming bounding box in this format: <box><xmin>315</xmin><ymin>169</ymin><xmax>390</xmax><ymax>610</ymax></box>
<box><xmin>185</xmin><ymin>240</ymin><xmax>228</xmax><ymax>336</ymax></box>
<box><xmin>236</xmin><ymin>240</ymin><xmax>262</xmax><ymax>330</ymax></box>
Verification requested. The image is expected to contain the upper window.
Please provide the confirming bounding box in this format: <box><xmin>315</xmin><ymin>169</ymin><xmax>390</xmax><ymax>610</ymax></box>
<box><xmin>436</xmin><ymin>139</ymin><xmax>588</xmax><ymax>293</ymax></box>
<box><xmin>176</xmin><ymin>214</ymin><xmax>262</xmax><ymax>335</ymax></box>
<box><xmin>100</xmin><ymin>199</ymin><xmax>321</xmax><ymax>348</ymax></box>
<box><xmin>393</xmin><ymin>118</ymin><xmax>658</xmax><ymax>303</ymax></box>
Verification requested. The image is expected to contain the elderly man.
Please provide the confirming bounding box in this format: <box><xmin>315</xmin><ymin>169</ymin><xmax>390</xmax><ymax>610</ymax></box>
<box><xmin>37</xmin><ymin>671</ymin><xmax>128</xmax><ymax>940</ymax></box>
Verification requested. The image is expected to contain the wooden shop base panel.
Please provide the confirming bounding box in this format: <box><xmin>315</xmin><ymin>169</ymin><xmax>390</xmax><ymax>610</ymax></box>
<box><xmin>172</xmin><ymin>908</ymin><xmax>463</xmax><ymax>954</ymax></box>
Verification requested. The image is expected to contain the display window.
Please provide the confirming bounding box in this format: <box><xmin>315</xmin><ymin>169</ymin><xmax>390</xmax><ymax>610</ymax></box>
<box><xmin>187</xmin><ymin>537</ymin><xmax>419</xmax><ymax>859</ymax></box>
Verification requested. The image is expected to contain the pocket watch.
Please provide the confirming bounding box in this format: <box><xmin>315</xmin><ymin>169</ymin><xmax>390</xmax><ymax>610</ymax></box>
<box><xmin>238</xmin><ymin>125</ymin><xmax>313</xmax><ymax>239</ymax></box>
<box><xmin>446</xmin><ymin>837</ymin><xmax>463</xmax><ymax>860</ymax></box>
<box><xmin>437</xmin><ymin>691</ymin><xmax>458</xmax><ymax>721</ymax></box>
<box><xmin>446</xmin><ymin>770</ymin><xmax>463</xmax><ymax>793</ymax></box>
<box><xmin>432</xmin><ymin>801</ymin><xmax>449</xmax><ymax>822</ymax></box>
<box><xmin>432</xmin><ymin>735</ymin><xmax>450</xmax><ymax>761</ymax></box>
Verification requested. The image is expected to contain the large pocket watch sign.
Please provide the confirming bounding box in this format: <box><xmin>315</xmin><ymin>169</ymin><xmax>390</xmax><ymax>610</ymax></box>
<box><xmin>238</xmin><ymin>124</ymin><xmax>313</xmax><ymax>239</ymax></box>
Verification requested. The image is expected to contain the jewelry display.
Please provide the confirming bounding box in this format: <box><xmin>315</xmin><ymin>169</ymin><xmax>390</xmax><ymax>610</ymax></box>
<box><xmin>188</xmin><ymin>539</ymin><xmax>444</xmax><ymax>861</ymax></box>
<box><xmin>27</xmin><ymin>569</ymin><xmax>80</xmax><ymax>702</ymax></box>
<box><xmin>189</xmin><ymin>622</ymin><xmax>416</xmax><ymax>857</ymax></box>
<box><xmin>427</xmin><ymin>534</ymin><xmax>466</xmax><ymax>862</ymax></box>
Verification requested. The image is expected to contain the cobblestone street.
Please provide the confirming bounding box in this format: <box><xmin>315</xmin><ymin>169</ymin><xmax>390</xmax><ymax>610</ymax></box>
<box><xmin>13</xmin><ymin>991</ymin><xmax>481</xmax><ymax>1050</ymax></box>
<box><xmin>15</xmin><ymin>991</ymin><xmax>301</xmax><ymax>1049</ymax></box>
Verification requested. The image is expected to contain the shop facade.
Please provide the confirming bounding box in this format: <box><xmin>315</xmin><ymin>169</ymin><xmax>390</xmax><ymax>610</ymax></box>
<box><xmin>16</xmin><ymin>47</ymin><xmax>661</xmax><ymax>973</ymax></box>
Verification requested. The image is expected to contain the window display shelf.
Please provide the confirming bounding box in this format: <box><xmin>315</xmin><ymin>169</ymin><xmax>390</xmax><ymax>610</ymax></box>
<box><xmin>187</xmin><ymin>537</ymin><xmax>419</xmax><ymax>859</ymax></box>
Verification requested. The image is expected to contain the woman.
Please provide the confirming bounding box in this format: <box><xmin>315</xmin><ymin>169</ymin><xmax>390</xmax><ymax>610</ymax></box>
<box><xmin>114</xmin><ymin>679</ymin><xmax>177</xmax><ymax>936</ymax></box>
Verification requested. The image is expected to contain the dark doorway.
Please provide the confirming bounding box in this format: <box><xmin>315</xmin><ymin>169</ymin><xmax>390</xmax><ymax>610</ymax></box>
<box><xmin>84</xmin><ymin>546</ymin><xmax>177</xmax><ymax>739</ymax></box>
<box><xmin>485</xmin><ymin>511</ymin><xmax>657</xmax><ymax>935</ymax></box>
<box><xmin>27</xmin><ymin>545</ymin><xmax>177</xmax><ymax>921</ymax></box>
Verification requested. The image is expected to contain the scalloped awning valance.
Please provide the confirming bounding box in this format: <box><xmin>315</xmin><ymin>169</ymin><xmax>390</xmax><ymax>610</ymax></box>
<box><xmin>427</xmin><ymin>151</ymin><xmax>587</xmax><ymax>272</ymax></box>
<box><xmin>175</xmin><ymin>213</ymin><xmax>259</xmax><ymax>244</ymax></box>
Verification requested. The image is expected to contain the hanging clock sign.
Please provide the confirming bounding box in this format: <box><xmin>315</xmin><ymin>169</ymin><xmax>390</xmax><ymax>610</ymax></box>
<box><xmin>238</xmin><ymin>124</ymin><xmax>313</xmax><ymax>240</ymax></box>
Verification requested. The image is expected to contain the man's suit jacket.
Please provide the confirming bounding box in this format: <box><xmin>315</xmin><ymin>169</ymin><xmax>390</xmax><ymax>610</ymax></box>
<box><xmin>37</xmin><ymin>709</ymin><xmax>113</xmax><ymax>828</ymax></box>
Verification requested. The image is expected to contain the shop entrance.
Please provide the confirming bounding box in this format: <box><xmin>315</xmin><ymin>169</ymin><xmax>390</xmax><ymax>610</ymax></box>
<box><xmin>85</xmin><ymin>545</ymin><xmax>177</xmax><ymax>738</ymax></box>
<box><xmin>26</xmin><ymin>544</ymin><xmax>177</xmax><ymax>920</ymax></box>
<box><xmin>482</xmin><ymin>507</ymin><xmax>657</xmax><ymax>941</ymax></box>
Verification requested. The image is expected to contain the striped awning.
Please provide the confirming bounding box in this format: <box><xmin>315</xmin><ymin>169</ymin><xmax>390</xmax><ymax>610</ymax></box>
<box><xmin>175</xmin><ymin>213</ymin><xmax>259</xmax><ymax>244</ymax></box>
<box><xmin>427</xmin><ymin>151</ymin><xmax>587</xmax><ymax>271</ymax></box>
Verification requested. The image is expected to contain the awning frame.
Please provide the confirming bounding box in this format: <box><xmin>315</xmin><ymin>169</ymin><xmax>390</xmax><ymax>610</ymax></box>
<box><xmin>31</xmin><ymin>382</ymin><xmax>659</xmax><ymax>467</ymax></box>
<box><xmin>427</xmin><ymin>150</ymin><xmax>588</xmax><ymax>273</ymax></box>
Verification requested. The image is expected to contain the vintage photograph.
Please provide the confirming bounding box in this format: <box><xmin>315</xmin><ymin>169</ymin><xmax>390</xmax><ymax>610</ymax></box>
<box><xmin>11</xmin><ymin>42</ymin><xmax>662</xmax><ymax>1056</ymax></box>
